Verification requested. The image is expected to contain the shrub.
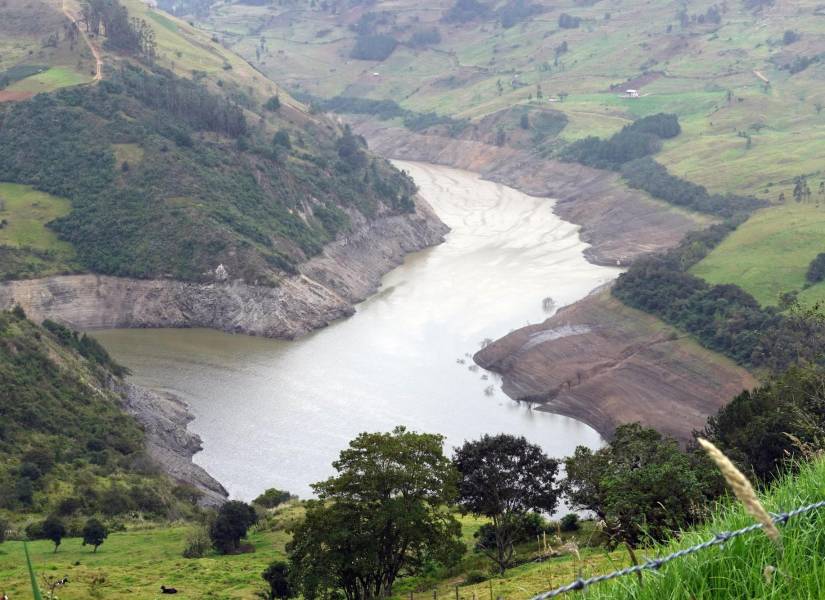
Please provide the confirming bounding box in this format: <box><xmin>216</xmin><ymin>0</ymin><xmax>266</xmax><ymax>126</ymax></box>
<box><xmin>210</xmin><ymin>501</ymin><xmax>258</xmax><ymax>554</ymax></box>
<box><xmin>560</xmin><ymin>513</ymin><xmax>580</xmax><ymax>532</ymax></box>
<box><xmin>558</xmin><ymin>13</ymin><xmax>581</xmax><ymax>28</ymax></box>
<box><xmin>261</xmin><ymin>561</ymin><xmax>295</xmax><ymax>599</ymax></box>
<box><xmin>806</xmin><ymin>253</ymin><xmax>825</xmax><ymax>284</ymax></box>
<box><xmin>264</xmin><ymin>95</ymin><xmax>281</xmax><ymax>111</ymax></box>
<box><xmin>182</xmin><ymin>525</ymin><xmax>212</xmax><ymax>558</ymax></box>
<box><xmin>350</xmin><ymin>35</ymin><xmax>398</xmax><ymax>61</ymax></box>
<box><xmin>0</xmin><ymin>516</ymin><xmax>7</xmax><ymax>543</ymax></box>
<box><xmin>253</xmin><ymin>488</ymin><xmax>294</xmax><ymax>509</ymax></box>
<box><xmin>464</xmin><ymin>570</ymin><xmax>488</xmax><ymax>585</ymax></box>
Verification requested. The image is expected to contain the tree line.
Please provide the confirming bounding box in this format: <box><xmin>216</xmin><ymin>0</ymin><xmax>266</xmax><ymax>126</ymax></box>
<box><xmin>612</xmin><ymin>223</ymin><xmax>825</xmax><ymax>372</ymax></box>
<box><xmin>562</xmin><ymin>113</ymin><xmax>765</xmax><ymax>217</ymax></box>
<box><xmin>229</xmin><ymin>356</ymin><xmax>825</xmax><ymax>600</ymax></box>
<box><xmin>81</xmin><ymin>0</ymin><xmax>157</xmax><ymax>61</ymax></box>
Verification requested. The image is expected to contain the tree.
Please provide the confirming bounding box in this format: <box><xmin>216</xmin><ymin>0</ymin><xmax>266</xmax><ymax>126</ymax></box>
<box><xmin>702</xmin><ymin>366</ymin><xmax>825</xmax><ymax>482</ymax></box>
<box><xmin>261</xmin><ymin>561</ymin><xmax>295</xmax><ymax>600</ymax></box>
<box><xmin>520</xmin><ymin>114</ymin><xmax>530</xmax><ymax>129</ymax></box>
<box><xmin>210</xmin><ymin>501</ymin><xmax>258</xmax><ymax>554</ymax></box>
<box><xmin>42</xmin><ymin>515</ymin><xmax>66</xmax><ymax>553</ymax></box>
<box><xmin>563</xmin><ymin>424</ymin><xmax>706</xmax><ymax>547</ymax></box>
<box><xmin>82</xmin><ymin>518</ymin><xmax>108</xmax><ymax>552</ymax></box>
<box><xmin>265</xmin><ymin>95</ymin><xmax>281</xmax><ymax>111</ymax></box>
<box><xmin>273</xmin><ymin>129</ymin><xmax>292</xmax><ymax>149</ymax></box>
<box><xmin>0</xmin><ymin>516</ymin><xmax>7</xmax><ymax>543</ymax></box>
<box><xmin>253</xmin><ymin>488</ymin><xmax>294</xmax><ymax>509</ymax></box>
<box><xmin>288</xmin><ymin>427</ymin><xmax>464</xmax><ymax>600</ymax></box>
<box><xmin>453</xmin><ymin>434</ymin><xmax>559</xmax><ymax>573</ymax></box>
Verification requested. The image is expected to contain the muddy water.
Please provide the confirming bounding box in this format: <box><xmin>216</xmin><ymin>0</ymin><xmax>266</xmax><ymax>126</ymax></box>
<box><xmin>95</xmin><ymin>162</ymin><xmax>619</xmax><ymax>500</ymax></box>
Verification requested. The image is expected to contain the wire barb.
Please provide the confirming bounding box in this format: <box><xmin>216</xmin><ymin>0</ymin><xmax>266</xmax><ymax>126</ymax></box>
<box><xmin>530</xmin><ymin>499</ymin><xmax>825</xmax><ymax>599</ymax></box>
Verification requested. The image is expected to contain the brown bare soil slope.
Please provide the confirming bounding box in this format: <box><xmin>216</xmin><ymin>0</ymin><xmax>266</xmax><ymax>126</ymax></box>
<box><xmin>475</xmin><ymin>291</ymin><xmax>757</xmax><ymax>443</ymax></box>
<box><xmin>354</xmin><ymin>120</ymin><xmax>710</xmax><ymax>266</ymax></box>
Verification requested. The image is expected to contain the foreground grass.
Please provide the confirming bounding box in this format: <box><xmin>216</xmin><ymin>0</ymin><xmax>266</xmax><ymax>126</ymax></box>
<box><xmin>0</xmin><ymin>524</ymin><xmax>289</xmax><ymax>599</ymax></box>
<box><xmin>587</xmin><ymin>458</ymin><xmax>825</xmax><ymax>599</ymax></box>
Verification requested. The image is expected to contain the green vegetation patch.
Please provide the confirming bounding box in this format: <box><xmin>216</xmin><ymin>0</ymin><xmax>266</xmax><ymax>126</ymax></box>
<box><xmin>6</xmin><ymin>67</ymin><xmax>92</xmax><ymax>94</ymax></box>
<box><xmin>0</xmin><ymin>183</ymin><xmax>73</xmax><ymax>251</ymax></box>
<box><xmin>588</xmin><ymin>457</ymin><xmax>825</xmax><ymax>600</ymax></box>
<box><xmin>692</xmin><ymin>203</ymin><xmax>825</xmax><ymax>306</ymax></box>
<box><xmin>0</xmin><ymin>183</ymin><xmax>78</xmax><ymax>279</ymax></box>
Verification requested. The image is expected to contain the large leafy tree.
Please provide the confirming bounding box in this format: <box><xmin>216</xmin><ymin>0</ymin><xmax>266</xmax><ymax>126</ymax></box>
<box><xmin>82</xmin><ymin>518</ymin><xmax>108</xmax><ymax>552</ymax></box>
<box><xmin>288</xmin><ymin>427</ymin><xmax>464</xmax><ymax>600</ymax></box>
<box><xmin>210</xmin><ymin>501</ymin><xmax>258</xmax><ymax>554</ymax></box>
<box><xmin>453</xmin><ymin>434</ymin><xmax>559</xmax><ymax>573</ymax></box>
<box><xmin>563</xmin><ymin>424</ymin><xmax>706</xmax><ymax>547</ymax></box>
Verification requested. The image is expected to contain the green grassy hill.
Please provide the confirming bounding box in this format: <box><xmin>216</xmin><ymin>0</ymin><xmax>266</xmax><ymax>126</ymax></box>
<box><xmin>0</xmin><ymin>0</ymin><xmax>420</xmax><ymax>283</ymax></box>
<box><xmin>188</xmin><ymin>0</ymin><xmax>825</xmax><ymax>306</ymax></box>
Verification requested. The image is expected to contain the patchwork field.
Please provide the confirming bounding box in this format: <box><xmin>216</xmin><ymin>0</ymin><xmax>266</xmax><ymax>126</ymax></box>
<box><xmin>184</xmin><ymin>0</ymin><xmax>825</xmax><ymax>307</ymax></box>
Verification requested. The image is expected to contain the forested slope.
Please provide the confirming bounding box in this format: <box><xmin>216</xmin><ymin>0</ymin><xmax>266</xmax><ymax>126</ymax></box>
<box><xmin>0</xmin><ymin>307</ymin><xmax>199</xmax><ymax>518</ymax></box>
<box><xmin>0</xmin><ymin>0</ymin><xmax>424</xmax><ymax>284</ymax></box>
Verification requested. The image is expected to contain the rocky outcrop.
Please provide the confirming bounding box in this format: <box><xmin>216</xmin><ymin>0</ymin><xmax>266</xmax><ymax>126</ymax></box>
<box><xmin>116</xmin><ymin>382</ymin><xmax>229</xmax><ymax>507</ymax></box>
<box><xmin>353</xmin><ymin>120</ymin><xmax>709</xmax><ymax>266</ymax></box>
<box><xmin>475</xmin><ymin>290</ymin><xmax>758</xmax><ymax>443</ymax></box>
<box><xmin>0</xmin><ymin>197</ymin><xmax>448</xmax><ymax>337</ymax></box>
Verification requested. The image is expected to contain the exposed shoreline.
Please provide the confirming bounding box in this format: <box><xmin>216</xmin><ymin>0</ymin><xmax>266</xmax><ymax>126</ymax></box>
<box><xmin>0</xmin><ymin>196</ymin><xmax>447</xmax><ymax>498</ymax></box>
<box><xmin>352</xmin><ymin>121</ymin><xmax>756</xmax><ymax>442</ymax></box>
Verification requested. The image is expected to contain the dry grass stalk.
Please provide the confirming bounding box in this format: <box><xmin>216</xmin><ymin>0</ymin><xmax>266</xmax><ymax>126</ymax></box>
<box><xmin>697</xmin><ymin>438</ymin><xmax>782</xmax><ymax>547</ymax></box>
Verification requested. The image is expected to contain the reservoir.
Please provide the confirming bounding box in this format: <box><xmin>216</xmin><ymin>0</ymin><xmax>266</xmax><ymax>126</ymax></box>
<box><xmin>95</xmin><ymin>161</ymin><xmax>619</xmax><ymax>500</ymax></box>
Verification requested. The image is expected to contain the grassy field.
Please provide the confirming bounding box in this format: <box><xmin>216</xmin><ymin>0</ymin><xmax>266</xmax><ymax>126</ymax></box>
<box><xmin>0</xmin><ymin>505</ymin><xmax>616</xmax><ymax>600</ymax></box>
<box><xmin>0</xmin><ymin>182</ymin><xmax>76</xmax><ymax>260</ymax></box>
<box><xmin>6</xmin><ymin>66</ymin><xmax>92</xmax><ymax>94</ymax></box>
<box><xmin>0</xmin><ymin>525</ymin><xmax>289</xmax><ymax>599</ymax></box>
<box><xmin>691</xmin><ymin>203</ymin><xmax>825</xmax><ymax>306</ymax></box>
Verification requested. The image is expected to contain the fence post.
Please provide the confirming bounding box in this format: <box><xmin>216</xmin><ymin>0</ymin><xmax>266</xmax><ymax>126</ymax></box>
<box><xmin>455</xmin><ymin>585</ymin><xmax>459</xmax><ymax>600</ymax></box>
<box><xmin>433</xmin><ymin>589</ymin><xmax>437</xmax><ymax>600</ymax></box>
<box><xmin>489</xmin><ymin>580</ymin><xmax>493</xmax><ymax>600</ymax></box>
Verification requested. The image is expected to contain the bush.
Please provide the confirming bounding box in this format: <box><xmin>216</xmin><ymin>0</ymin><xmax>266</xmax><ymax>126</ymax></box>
<box><xmin>0</xmin><ymin>517</ymin><xmax>8</xmax><ymax>543</ymax></box>
<box><xmin>558</xmin><ymin>13</ymin><xmax>581</xmax><ymax>28</ymax></box>
<box><xmin>253</xmin><ymin>488</ymin><xmax>294</xmax><ymax>509</ymax></box>
<box><xmin>806</xmin><ymin>253</ymin><xmax>825</xmax><ymax>284</ymax></box>
<box><xmin>560</xmin><ymin>513</ymin><xmax>580</xmax><ymax>532</ymax></box>
<box><xmin>264</xmin><ymin>95</ymin><xmax>281</xmax><ymax>111</ymax></box>
<box><xmin>182</xmin><ymin>525</ymin><xmax>212</xmax><ymax>558</ymax></box>
<box><xmin>350</xmin><ymin>35</ymin><xmax>398</xmax><ymax>60</ymax></box>
<box><xmin>463</xmin><ymin>570</ymin><xmax>488</xmax><ymax>585</ymax></box>
<box><xmin>210</xmin><ymin>501</ymin><xmax>257</xmax><ymax>554</ymax></box>
<box><xmin>261</xmin><ymin>561</ymin><xmax>295</xmax><ymax>599</ymax></box>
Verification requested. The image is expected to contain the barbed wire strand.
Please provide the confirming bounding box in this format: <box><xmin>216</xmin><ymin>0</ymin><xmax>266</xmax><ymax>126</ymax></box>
<box><xmin>531</xmin><ymin>499</ymin><xmax>825</xmax><ymax>599</ymax></box>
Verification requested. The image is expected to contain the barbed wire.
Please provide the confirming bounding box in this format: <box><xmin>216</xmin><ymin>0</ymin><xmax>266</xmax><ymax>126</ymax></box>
<box><xmin>531</xmin><ymin>499</ymin><xmax>825</xmax><ymax>599</ymax></box>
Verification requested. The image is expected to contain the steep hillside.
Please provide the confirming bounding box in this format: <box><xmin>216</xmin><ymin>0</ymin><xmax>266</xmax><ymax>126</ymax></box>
<box><xmin>0</xmin><ymin>307</ymin><xmax>223</xmax><ymax>520</ymax></box>
<box><xmin>0</xmin><ymin>0</ymin><xmax>447</xmax><ymax>335</ymax></box>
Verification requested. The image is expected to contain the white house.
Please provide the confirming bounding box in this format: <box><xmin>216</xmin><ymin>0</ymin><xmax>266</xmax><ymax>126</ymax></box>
<box><xmin>622</xmin><ymin>89</ymin><xmax>640</xmax><ymax>98</ymax></box>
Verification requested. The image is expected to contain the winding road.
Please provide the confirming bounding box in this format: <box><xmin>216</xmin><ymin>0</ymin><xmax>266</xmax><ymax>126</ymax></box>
<box><xmin>62</xmin><ymin>0</ymin><xmax>102</xmax><ymax>82</ymax></box>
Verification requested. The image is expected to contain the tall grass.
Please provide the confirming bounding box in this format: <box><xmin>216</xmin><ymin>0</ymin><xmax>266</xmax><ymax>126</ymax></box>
<box><xmin>586</xmin><ymin>458</ymin><xmax>825</xmax><ymax>599</ymax></box>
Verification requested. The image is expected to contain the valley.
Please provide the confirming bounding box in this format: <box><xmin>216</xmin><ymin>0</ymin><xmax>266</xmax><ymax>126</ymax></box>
<box><xmin>3</xmin><ymin>0</ymin><xmax>825</xmax><ymax>598</ymax></box>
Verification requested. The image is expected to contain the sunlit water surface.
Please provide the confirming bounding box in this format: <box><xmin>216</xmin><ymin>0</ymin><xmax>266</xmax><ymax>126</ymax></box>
<box><xmin>95</xmin><ymin>161</ymin><xmax>619</xmax><ymax>500</ymax></box>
